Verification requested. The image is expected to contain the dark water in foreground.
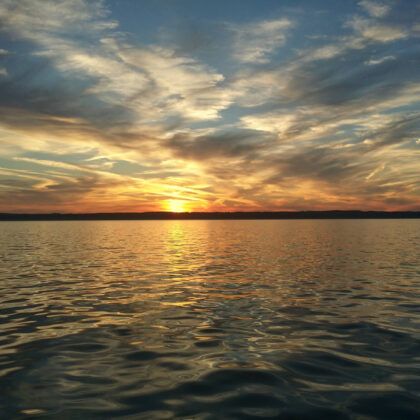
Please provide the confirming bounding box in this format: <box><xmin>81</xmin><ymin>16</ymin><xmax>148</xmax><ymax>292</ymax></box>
<box><xmin>0</xmin><ymin>220</ymin><xmax>419</xmax><ymax>419</ymax></box>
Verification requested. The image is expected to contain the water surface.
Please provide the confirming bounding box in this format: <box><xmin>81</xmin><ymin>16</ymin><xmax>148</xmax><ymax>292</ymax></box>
<box><xmin>1</xmin><ymin>220</ymin><xmax>419</xmax><ymax>419</ymax></box>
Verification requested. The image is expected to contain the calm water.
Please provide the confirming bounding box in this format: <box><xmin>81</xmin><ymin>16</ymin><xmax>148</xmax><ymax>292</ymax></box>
<box><xmin>1</xmin><ymin>220</ymin><xmax>420</xmax><ymax>419</ymax></box>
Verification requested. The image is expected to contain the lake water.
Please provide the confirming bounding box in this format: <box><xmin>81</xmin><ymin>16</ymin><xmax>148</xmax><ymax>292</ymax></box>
<box><xmin>1</xmin><ymin>219</ymin><xmax>419</xmax><ymax>419</ymax></box>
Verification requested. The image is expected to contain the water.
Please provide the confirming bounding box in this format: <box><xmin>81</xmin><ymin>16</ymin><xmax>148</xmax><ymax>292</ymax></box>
<box><xmin>0</xmin><ymin>219</ymin><xmax>419</xmax><ymax>419</ymax></box>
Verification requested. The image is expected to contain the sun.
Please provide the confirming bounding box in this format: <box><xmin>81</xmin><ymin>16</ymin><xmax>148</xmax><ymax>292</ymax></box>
<box><xmin>165</xmin><ymin>199</ymin><xmax>189</xmax><ymax>213</ymax></box>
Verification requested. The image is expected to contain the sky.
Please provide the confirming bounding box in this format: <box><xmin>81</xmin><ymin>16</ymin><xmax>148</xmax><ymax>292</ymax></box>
<box><xmin>0</xmin><ymin>0</ymin><xmax>419</xmax><ymax>213</ymax></box>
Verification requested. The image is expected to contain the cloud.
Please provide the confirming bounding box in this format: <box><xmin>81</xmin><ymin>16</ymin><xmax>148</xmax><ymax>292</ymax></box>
<box><xmin>347</xmin><ymin>16</ymin><xmax>408</xmax><ymax>43</ymax></box>
<box><xmin>365</xmin><ymin>162</ymin><xmax>386</xmax><ymax>180</ymax></box>
<box><xmin>231</xmin><ymin>18</ymin><xmax>294</xmax><ymax>63</ymax></box>
<box><xmin>226</xmin><ymin>23</ymin><xmax>420</xmax><ymax>210</ymax></box>
<box><xmin>0</xmin><ymin>0</ymin><xmax>116</xmax><ymax>42</ymax></box>
<box><xmin>0</xmin><ymin>0</ymin><xmax>234</xmax><ymax>131</ymax></box>
<box><xmin>358</xmin><ymin>113</ymin><xmax>420</xmax><ymax>150</ymax></box>
<box><xmin>0</xmin><ymin>174</ymin><xmax>124</xmax><ymax>212</ymax></box>
<box><xmin>0</xmin><ymin>0</ymin><xmax>419</xmax><ymax>212</ymax></box>
<box><xmin>0</xmin><ymin>152</ymin><xmax>217</xmax><ymax>212</ymax></box>
<box><xmin>112</xmin><ymin>41</ymin><xmax>234</xmax><ymax>122</ymax></box>
<box><xmin>358</xmin><ymin>0</ymin><xmax>391</xmax><ymax>18</ymax></box>
<box><xmin>365</xmin><ymin>55</ymin><xmax>395</xmax><ymax>65</ymax></box>
<box><xmin>296</xmin><ymin>11</ymin><xmax>409</xmax><ymax>65</ymax></box>
<box><xmin>166</xmin><ymin>130</ymin><xmax>270</xmax><ymax>161</ymax></box>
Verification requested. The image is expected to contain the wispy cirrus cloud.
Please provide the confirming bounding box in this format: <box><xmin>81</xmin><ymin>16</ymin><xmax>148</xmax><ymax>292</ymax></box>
<box><xmin>347</xmin><ymin>16</ymin><xmax>408</xmax><ymax>43</ymax></box>
<box><xmin>0</xmin><ymin>0</ymin><xmax>418</xmax><ymax>212</ymax></box>
<box><xmin>231</xmin><ymin>18</ymin><xmax>294</xmax><ymax>63</ymax></box>
<box><xmin>0</xmin><ymin>0</ymin><xmax>234</xmax><ymax>135</ymax></box>
<box><xmin>358</xmin><ymin>0</ymin><xmax>391</xmax><ymax>18</ymax></box>
<box><xmin>365</xmin><ymin>55</ymin><xmax>395</xmax><ymax>65</ymax></box>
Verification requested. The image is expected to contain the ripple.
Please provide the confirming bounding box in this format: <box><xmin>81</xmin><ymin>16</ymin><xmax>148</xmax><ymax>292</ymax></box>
<box><xmin>0</xmin><ymin>219</ymin><xmax>419</xmax><ymax>418</ymax></box>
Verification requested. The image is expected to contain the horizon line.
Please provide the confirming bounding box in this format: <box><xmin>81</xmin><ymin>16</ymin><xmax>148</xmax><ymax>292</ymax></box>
<box><xmin>1</xmin><ymin>210</ymin><xmax>419</xmax><ymax>221</ymax></box>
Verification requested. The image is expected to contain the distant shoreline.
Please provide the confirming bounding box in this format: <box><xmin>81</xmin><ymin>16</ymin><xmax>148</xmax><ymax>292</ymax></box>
<box><xmin>1</xmin><ymin>211</ymin><xmax>419</xmax><ymax>221</ymax></box>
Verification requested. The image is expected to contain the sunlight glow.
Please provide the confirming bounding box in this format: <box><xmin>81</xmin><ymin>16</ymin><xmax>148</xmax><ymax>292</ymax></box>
<box><xmin>165</xmin><ymin>199</ymin><xmax>189</xmax><ymax>213</ymax></box>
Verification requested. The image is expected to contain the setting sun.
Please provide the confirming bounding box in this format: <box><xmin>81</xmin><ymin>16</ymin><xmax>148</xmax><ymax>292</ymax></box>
<box><xmin>165</xmin><ymin>199</ymin><xmax>189</xmax><ymax>213</ymax></box>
